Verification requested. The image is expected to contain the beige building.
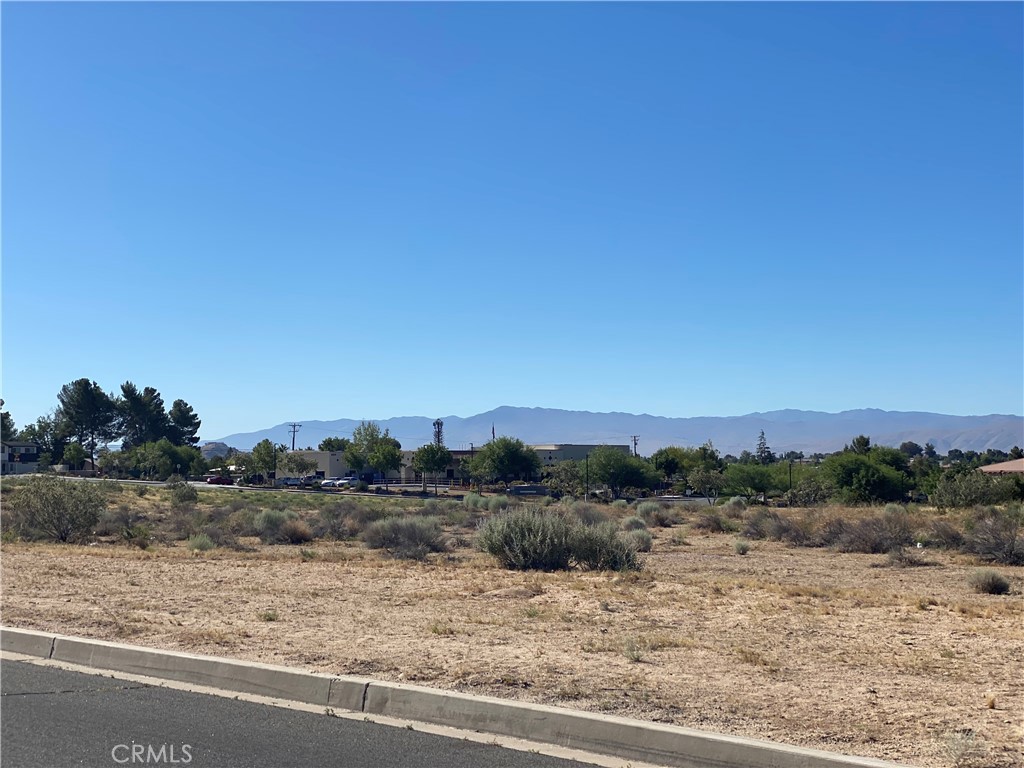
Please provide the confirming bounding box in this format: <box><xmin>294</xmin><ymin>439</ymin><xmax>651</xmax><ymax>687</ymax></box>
<box><xmin>530</xmin><ymin>444</ymin><xmax>632</xmax><ymax>467</ymax></box>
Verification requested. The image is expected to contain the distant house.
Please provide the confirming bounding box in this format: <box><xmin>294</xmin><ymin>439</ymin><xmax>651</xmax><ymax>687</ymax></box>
<box><xmin>979</xmin><ymin>458</ymin><xmax>1024</xmax><ymax>475</ymax></box>
<box><xmin>1</xmin><ymin>441</ymin><xmax>41</xmax><ymax>475</ymax></box>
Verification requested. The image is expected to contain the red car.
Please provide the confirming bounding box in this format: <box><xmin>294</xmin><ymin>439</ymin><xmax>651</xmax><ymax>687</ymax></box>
<box><xmin>205</xmin><ymin>475</ymin><xmax>234</xmax><ymax>485</ymax></box>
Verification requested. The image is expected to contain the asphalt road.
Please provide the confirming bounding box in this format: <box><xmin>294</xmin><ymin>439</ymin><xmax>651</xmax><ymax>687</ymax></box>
<box><xmin>1</xmin><ymin>660</ymin><xmax>585</xmax><ymax>768</ymax></box>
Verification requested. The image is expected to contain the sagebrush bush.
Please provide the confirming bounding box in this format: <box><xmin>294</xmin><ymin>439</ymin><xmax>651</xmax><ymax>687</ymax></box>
<box><xmin>968</xmin><ymin>568</ymin><xmax>1011</xmax><ymax>595</ymax></box>
<box><xmin>722</xmin><ymin>497</ymin><xmax>747</xmax><ymax>517</ymax></box>
<box><xmin>361</xmin><ymin>516</ymin><xmax>445</xmax><ymax>560</ymax></box>
<box><xmin>611</xmin><ymin>499</ymin><xmax>629</xmax><ymax>511</ymax></box>
<box><xmin>570</xmin><ymin>522</ymin><xmax>642</xmax><ymax>571</ymax></box>
<box><xmin>166</xmin><ymin>478</ymin><xmax>198</xmax><ymax>510</ymax></box>
<box><xmin>187</xmin><ymin>533</ymin><xmax>216</xmax><ymax>552</ymax></box>
<box><xmin>7</xmin><ymin>475</ymin><xmax>106</xmax><ymax>542</ymax></box>
<box><xmin>278</xmin><ymin>518</ymin><xmax>313</xmax><ymax>544</ymax></box>
<box><xmin>964</xmin><ymin>506</ymin><xmax>1023</xmax><ymax>565</ymax></box>
<box><xmin>570</xmin><ymin>501</ymin><xmax>609</xmax><ymax>527</ymax></box>
<box><xmin>692</xmin><ymin>511</ymin><xmax>731</xmax><ymax>533</ymax></box>
<box><xmin>924</xmin><ymin>518</ymin><xmax>965</xmax><ymax>550</ymax></box>
<box><xmin>621</xmin><ymin>515</ymin><xmax>647</xmax><ymax>531</ymax></box>
<box><xmin>885</xmin><ymin>546</ymin><xmax>926</xmax><ymax>567</ymax></box>
<box><xmin>636</xmin><ymin>501</ymin><xmax>679</xmax><ymax>527</ymax></box>
<box><xmin>477</xmin><ymin>508</ymin><xmax>575</xmax><ymax>571</ymax></box>
<box><xmin>254</xmin><ymin>509</ymin><xmax>297</xmax><ymax>543</ymax></box>
<box><xmin>623</xmin><ymin>528</ymin><xmax>653</xmax><ymax>553</ymax></box>
<box><xmin>835</xmin><ymin>508</ymin><xmax>912</xmax><ymax>554</ymax></box>
<box><xmin>318</xmin><ymin>500</ymin><xmax>386</xmax><ymax>539</ymax></box>
<box><xmin>463</xmin><ymin>493</ymin><xmax>486</xmax><ymax>511</ymax></box>
<box><xmin>487</xmin><ymin>495</ymin><xmax>511</xmax><ymax>513</ymax></box>
<box><xmin>734</xmin><ymin>539</ymin><xmax>751</xmax><ymax>555</ymax></box>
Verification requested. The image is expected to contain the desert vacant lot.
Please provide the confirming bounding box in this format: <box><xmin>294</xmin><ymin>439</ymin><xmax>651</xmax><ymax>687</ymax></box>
<box><xmin>2</xmin><ymin>493</ymin><xmax>1021</xmax><ymax>768</ymax></box>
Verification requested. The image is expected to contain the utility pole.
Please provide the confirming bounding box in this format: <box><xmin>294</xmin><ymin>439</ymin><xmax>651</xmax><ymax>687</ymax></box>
<box><xmin>288</xmin><ymin>423</ymin><xmax>302</xmax><ymax>451</ymax></box>
<box><xmin>631</xmin><ymin>435</ymin><xmax>640</xmax><ymax>456</ymax></box>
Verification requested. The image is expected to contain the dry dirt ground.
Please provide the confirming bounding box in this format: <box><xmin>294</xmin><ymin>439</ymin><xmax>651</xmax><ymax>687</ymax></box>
<box><xmin>2</xmin><ymin>529</ymin><xmax>1021</xmax><ymax>768</ymax></box>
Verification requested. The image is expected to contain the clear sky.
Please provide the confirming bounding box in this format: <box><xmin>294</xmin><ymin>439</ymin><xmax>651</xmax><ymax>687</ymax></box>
<box><xmin>3</xmin><ymin>2</ymin><xmax>1022</xmax><ymax>442</ymax></box>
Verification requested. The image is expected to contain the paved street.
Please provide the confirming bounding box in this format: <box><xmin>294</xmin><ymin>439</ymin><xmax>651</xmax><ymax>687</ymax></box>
<box><xmin>1</xmin><ymin>660</ymin><xmax>586</xmax><ymax>768</ymax></box>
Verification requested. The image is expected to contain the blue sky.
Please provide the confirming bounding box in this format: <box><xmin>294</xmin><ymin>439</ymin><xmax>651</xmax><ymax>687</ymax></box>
<box><xmin>3</xmin><ymin>2</ymin><xmax>1022</xmax><ymax>442</ymax></box>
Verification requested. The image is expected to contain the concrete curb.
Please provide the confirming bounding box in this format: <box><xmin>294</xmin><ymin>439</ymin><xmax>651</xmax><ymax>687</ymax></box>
<box><xmin>1</xmin><ymin>627</ymin><xmax>904</xmax><ymax>768</ymax></box>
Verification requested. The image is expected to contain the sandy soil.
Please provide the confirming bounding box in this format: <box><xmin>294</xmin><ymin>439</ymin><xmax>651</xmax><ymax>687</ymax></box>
<box><xmin>2</xmin><ymin>533</ymin><xmax>1021</xmax><ymax>768</ymax></box>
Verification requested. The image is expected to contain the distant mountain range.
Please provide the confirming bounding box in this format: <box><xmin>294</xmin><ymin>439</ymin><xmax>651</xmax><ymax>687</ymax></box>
<box><xmin>204</xmin><ymin>407</ymin><xmax>1024</xmax><ymax>457</ymax></box>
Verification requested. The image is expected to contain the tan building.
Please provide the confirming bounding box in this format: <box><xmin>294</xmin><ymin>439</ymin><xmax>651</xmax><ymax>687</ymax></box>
<box><xmin>979</xmin><ymin>458</ymin><xmax>1024</xmax><ymax>475</ymax></box>
<box><xmin>530</xmin><ymin>444</ymin><xmax>632</xmax><ymax>467</ymax></box>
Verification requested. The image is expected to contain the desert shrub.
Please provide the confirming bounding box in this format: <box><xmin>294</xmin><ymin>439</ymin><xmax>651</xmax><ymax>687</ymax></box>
<box><xmin>187</xmin><ymin>533</ymin><xmax>216</xmax><ymax>552</ymax></box>
<box><xmin>570</xmin><ymin>501</ymin><xmax>609</xmax><ymax>526</ymax></box>
<box><xmin>166</xmin><ymin>478</ymin><xmax>198</xmax><ymax>510</ymax></box>
<box><xmin>200</xmin><ymin>524</ymin><xmax>238</xmax><ymax>549</ymax></box>
<box><xmin>7</xmin><ymin>475</ymin><xmax>106</xmax><ymax>542</ymax></box>
<box><xmin>254</xmin><ymin>509</ymin><xmax>298</xmax><ymax>543</ymax></box>
<box><xmin>463</xmin><ymin>492</ymin><xmax>486</xmax><ymax>511</ymax></box>
<box><xmin>361</xmin><ymin>516</ymin><xmax>445</xmax><ymax>560</ymax></box>
<box><xmin>570</xmin><ymin>522</ymin><xmax>642</xmax><ymax>571</ymax></box>
<box><xmin>318</xmin><ymin>500</ymin><xmax>387</xmax><ymax>539</ymax></box>
<box><xmin>743</xmin><ymin>509</ymin><xmax>784</xmax><ymax>540</ymax></box>
<box><xmin>611</xmin><ymin>499</ymin><xmax>629</xmax><ymax>511</ymax></box>
<box><xmin>279</xmin><ymin>518</ymin><xmax>314</xmax><ymax>544</ymax></box>
<box><xmin>883</xmin><ymin>503</ymin><xmax>905</xmax><ymax>515</ymax></box>
<box><xmin>722</xmin><ymin>497</ymin><xmax>747</xmax><ymax>518</ymax></box>
<box><xmin>964</xmin><ymin>506</ymin><xmax>1024</xmax><ymax>565</ymax></box>
<box><xmin>923</xmin><ymin>518</ymin><xmax>965</xmax><ymax>550</ymax></box>
<box><xmin>968</xmin><ymin>568</ymin><xmax>1011</xmax><ymax>595</ymax></box>
<box><xmin>636</xmin><ymin>501</ymin><xmax>679</xmax><ymax>527</ymax></box>
<box><xmin>835</xmin><ymin>508</ymin><xmax>912</xmax><ymax>554</ymax></box>
<box><xmin>477</xmin><ymin>508</ymin><xmax>575</xmax><ymax>571</ymax></box>
<box><xmin>734</xmin><ymin>539</ymin><xmax>751</xmax><ymax>555</ymax></box>
<box><xmin>621</xmin><ymin>515</ymin><xmax>647</xmax><ymax>531</ymax></box>
<box><xmin>134</xmin><ymin>485</ymin><xmax>149</xmax><ymax>498</ymax></box>
<box><xmin>96</xmin><ymin>479</ymin><xmax>124</xmax><ymax>496</ymax></box>
<box><xmin>623</xmin><ymin>528</ymin><xmax>653</xmax><ymax>552</ymax></box>
<box><xmin>353</xmin><ymin>480</ymin><xmax>369</xmax><ymax>492</ymax></box>
<box><xmin>692</xmin><ymin>511</ymin><xmax>731</xmax><ymax>533</ymax></box>
<box><xmin>885</xmin><ymin>546</ymin><xmax>926</xmax><ymax>567</ymax></box>
<box><xmin>810</xmin><ymin>515</ymin><xmax>848</xmax><ymax>547</ymax></box>
<box><xmin>487</xmin><ymin>495</ymin><xmax>511</xmax><ymax>513</ymax></box>
<box><xmin>421</xmin><ymin>498</ymin><xmax>441</xmax><ymax>515</ymax></box>
<box><xmin>784</xmin><ymin>475</ymin><xmax>835</xmax><ymax>506</ymax></box>
<box><xmin>932</xmin><ymin>472</ymin><xmax>1016</xmax><ymax>509</ymax></box>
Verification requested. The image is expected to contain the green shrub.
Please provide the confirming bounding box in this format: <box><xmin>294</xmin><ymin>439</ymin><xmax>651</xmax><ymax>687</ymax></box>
<box><xmin>318</xmin><ymin>500</ymin><xmax>387</xmax><ymax>539</ymax></box>
<box><xmin>7</xmin><ymin>475</ymin><xmax>106</xmax><ymax>542</ymax></box>
<box><xmin>624</xmin><ymin>528</ymin><xmax>653</xmax><ymax>552</ymax></box>
<box><xmin>254</xmin><ymin>509</ymin><xmax>297</xmax><ymax>543</ymax></box>
<box><xmin>968</xmin><ymin>568</ymin><xmax>1011</xmax><ymax>595</ymax></box>
<box><xmin>463</xmin><ymin>492</ymin><xmax>486</xmax><ymax>511</ymax></box>
<box><xmin>884</xmin><ymin>546</ymin><xmax>926</xmax><ymax>567</ymax></box>
<box><xmin>166</xmin><ymin>478</ymin><xmax>198</xmax><ymax>510</ymax></box>
<box><xmin>187</xmin><ymin>533</ymin><xmax>216</xmax><ymax>552</ymax></box>
<box><xmin>361</xmin><ymin>516</ymin><xmax>446</xmax><ymax>560</ymax></box>
<box><xmin>722</xmin><ymin>497</ymin><xmax>747</xmax><ymax>517</ymax></box>
<box><xmin>621</xmin><ymin>515</ymin><xmax>647</xmax><ymax>531</ymax></box>
<box><xmin>932</xmin><ymin>472</ymin><xmax>1016</xmax><ymax>509</ymax></box>
<box><xmin>964</xmin><ymin>506</ymin><xmax>1023</xmax><ymax>565</ymax></box>
<box><xmin>636</xmin><ymin>501</ymin><xmax>679</xmax><ymax>527</ymax></box>
<box><xmin>570</xmin><ymin>522</ymin><xmax>642</xmax><ymax>571</ymax></box>
<box><xmin>734</xmin><ymin>539</ymin><xmax>751</xmax><ymax>555</ymax></box>
<box><xmin>487</xmin><ymin>495</ymin><xmax>511</xmax><ymax>513</ymax></box>
<box><xmin>570</xmin><ymin>501</ymin><xmax>609</xmax><ymax>526</ymax></box>
<box><xmin>611</xmin><ymin>499</ymin><xmax>629</xmax><ymax>511</ymax></box>
<box><xmin>134</xmin><ymin>485</ymin><xmax>149</xmax><ymax>498</ymax></box>
<box><xmin>477</xmin><ymin>508</ymin><xmax>575</xmax><ymax>571</ymax></box>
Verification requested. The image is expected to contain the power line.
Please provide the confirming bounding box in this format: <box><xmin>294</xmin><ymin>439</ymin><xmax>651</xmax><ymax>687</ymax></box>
<box><xmin>288</xmin><ymin>423</ymin><xmax>302</xmax><ymax>451</ymax></box>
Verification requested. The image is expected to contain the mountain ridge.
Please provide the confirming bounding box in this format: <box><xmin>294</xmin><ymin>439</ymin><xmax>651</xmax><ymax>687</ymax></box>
<box><xmin>206</xmin><ymin>407</ymin><xmax>1024</xmax><ymax>456</ymax></box>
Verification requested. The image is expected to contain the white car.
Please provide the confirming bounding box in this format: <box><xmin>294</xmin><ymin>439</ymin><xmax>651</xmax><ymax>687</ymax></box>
<box><xmin>320</xmin><ymin>477</ymin><xmax>344</xmax><ymax>488</ymax></box>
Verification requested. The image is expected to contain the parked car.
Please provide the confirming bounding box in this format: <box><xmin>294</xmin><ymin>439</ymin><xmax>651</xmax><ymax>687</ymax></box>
<box><xmin>336</xmin><ymin>477</ymin><xmax>358</xmax><ymax>487</ymax></box>
<box><xmin>300</xmin><ymin>476</ymin><xmax>321</xmax><ymax>487</ymax></box>
<box><xmin>320</xmin><ymin>477</ymin><xmax>345</xmax><ymax>488</ymax></box>
<box><xmin>275</xmin><ymin>477</ymin><xmax>301</xmax><ymax>488</ymax></box>
<box><xmin>205</xmin><ymin>475</ymin><xmax>234</xmax><ymax>485</ymax></box>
